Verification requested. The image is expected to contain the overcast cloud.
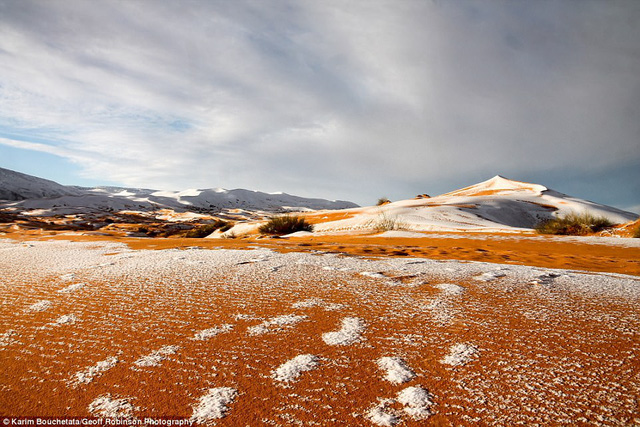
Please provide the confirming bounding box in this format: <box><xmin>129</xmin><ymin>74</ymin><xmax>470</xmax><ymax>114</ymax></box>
<box><xmin>0</xmin><ymin>0</ymin><xmax>638</xmax><ymax>209</ymax></box>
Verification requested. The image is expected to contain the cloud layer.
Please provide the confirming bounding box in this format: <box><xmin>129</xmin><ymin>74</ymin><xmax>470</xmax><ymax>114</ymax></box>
<box><xmin>0</xmin><ymin>0</ymin><xmax>638</xmax><ymax>207</ymax></box>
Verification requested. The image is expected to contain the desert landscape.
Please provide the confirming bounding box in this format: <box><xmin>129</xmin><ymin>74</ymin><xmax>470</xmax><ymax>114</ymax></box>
<box><xmin>1</xmin><ymin>168</ymin><xmax>639</xmax><ymax>425</ymax></box>
<box><xmin>1</xmin><ymin>1</ymin><xmax>639</xmax><ymax>425</ymax></box>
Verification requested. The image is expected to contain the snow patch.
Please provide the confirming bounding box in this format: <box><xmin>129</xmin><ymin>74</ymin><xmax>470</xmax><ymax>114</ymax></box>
<box><xmin>88</xmin><ymin>394</ymin><xmax>136</xmax><ymax>418</ymax></box>
<box><xmin>397</xmin><ymin>386</ymin><xmax>434</xmax><ymax>420</ymax></box>
<box><xmin>474</xmin><ymin>270</ymin><xmax>507</xmax><ymax>282</ymax></box>
<box><xmin>434</xmin><ymin>283</ymin><xmax>465</xmax><ymax>295</ymax></box>
<box><xmin>322</xmin><ymin>317</ymin><xmax>366</xmax><ymax>346</ymax></box>
<box><xmin>272</xmin><ymin>354</ymin><xmax>320</xmax><ymax>383</ymax></box>
<box><xmin>53</xmin><ymin>314</ymin><xmax>77</xmax><ymax>326</ymax></box>
<box><xmin>193</xmin><ymin>324</ymin><xmax>233</xmax><ymax>341</ymax></box>
<box><xmin>134</xmin><ymin>345</ymin><xmax>179</xmax><ymax>367</ymax></box>
<box><xmin>72</xmin><ymin>356</ymin><xmax>119</xmax><ymax>386</ymax></box>
<box><xmin>360</xmin><ymin>271</ymin><xmax>386</xmax><ymax>279</ymax></box>
<box><xmin>247</xmin><ymin>314</ymin><xmax>307</xmax><ymax>335</ymax></box>
<box><xmin>58</xmin><ymin>283</ymin><xmax>85</xmax><ymax>293</ymax></box>
<box><xmin>27</xmin><ymin>300</ymin><xmax>51</xmax><ymax>312</ymax></box>
<box><xmin>376</xmin><ymin>357</ymin><xmax>416</xmax><ymax>384</ymax></box>
<box><xmin>191</xmin><ymin>387</ymin><xmax>238</xmax><ymax>422</ymax></box>
<box><xmin>441</xmin><ymin>343</ymin><xmax>479</xmax><ymax>366</ymax></box>
<box><xmin>366</xmin><ymin>401</ymin><xmax>400</xmax><ymax>426</ymax></box>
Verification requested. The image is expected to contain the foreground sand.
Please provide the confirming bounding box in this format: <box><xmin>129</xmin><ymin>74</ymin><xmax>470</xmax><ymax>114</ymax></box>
<box><xmin>1</xmin><ymin>233</ymin><xmax>639</xmax><ymax>425</ymax></box>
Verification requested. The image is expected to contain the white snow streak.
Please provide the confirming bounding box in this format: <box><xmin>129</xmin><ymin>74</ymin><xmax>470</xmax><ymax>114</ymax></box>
<box><xmin>322</xmin><ymin>317</ymin><xmax>366</xmax><ymax>346</ymax></box>
<box><xmin>134</xmin><ymin>345</ymin><xmax>179</xmax><ymax>368</ymax></box>
<box><xmin>272</xmin><ymin>354</ymin><xmax>320</xmax><ymax>383</ymax></box>
<box><xmin>376</xmin><ymin>357</ymin><xmax>416</xmax><ymax>384</ymax></box>
<box><xmin>191</xmin><ymin>387</ymin><xmax>238</xmax><ymax>422</ymax></box>
<box><xmin>442</xmin><ymin>343</ymin><xmax>479</xmax><ymax>366</ymax></box>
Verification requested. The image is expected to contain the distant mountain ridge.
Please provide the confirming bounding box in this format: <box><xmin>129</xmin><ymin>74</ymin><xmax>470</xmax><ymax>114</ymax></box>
<box><xmin>0</xmin><ymin>167</ymin><xmax>358</xmax><ymax>214</ymax></box>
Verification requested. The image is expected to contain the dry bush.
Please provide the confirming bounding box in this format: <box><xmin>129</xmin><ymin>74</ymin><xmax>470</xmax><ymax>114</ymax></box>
<box><xmin>535</xmin><ymin>213</ymin><xmax>613</xmax><ymax>236</ymax></box>
<box><xmin>185</xmin><ymin>220</ymin><xmax>233</xmax><ymax>238</ymax></box>
<box><xmin>258</xmin><ymin>215</ymin><xmax>313</xmax><ymax>235</ymax></box>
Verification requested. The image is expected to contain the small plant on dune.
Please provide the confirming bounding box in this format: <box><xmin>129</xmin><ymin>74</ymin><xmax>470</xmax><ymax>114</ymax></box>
<box><xmin>258</xmin><ymin>214</ymin><xmax>314</xmax><ymax>235</ymax></box>
<box><xmin>369</xmin><ymin>210</ymin><xmax>406</xmax><ymax>232</ymax></box>
<box><xmin>534</xmin><ymin>213</ymin><xmax>614</xmax><ymax>236</ymax></box>
<box><xmin>185</xmin><ymin>220</ymin><xmax>233</xmax><ymax>238</ymax></box>
<box><xmin>377</xmin><ymin>197</ymin><xmax>390</xmax><ymax>206</ymax></box>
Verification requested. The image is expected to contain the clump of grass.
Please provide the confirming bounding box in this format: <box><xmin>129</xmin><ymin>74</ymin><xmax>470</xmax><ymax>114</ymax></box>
<box><xmin>535</xmin><ymin>213</ymin><xmax>614</xmax><ymax>236</ymax></box>
<box><xmin>258</xmin><ymin>215</ymin><xmax>313</xmax><ymax>235</ymax></box>
<box><xmin>185</xmin><ymin>220</ymin><xmax>233</xmax><ymax>238</ymax></box>
<box><xmin>377</xmin><ymin>197</ymin><xmax>390</xmax><ymax>206</ymax></box>
<box><xmin>369</xmin><ymin>211</ymin><xmax>406</xmax><ymax>232</ymax></box>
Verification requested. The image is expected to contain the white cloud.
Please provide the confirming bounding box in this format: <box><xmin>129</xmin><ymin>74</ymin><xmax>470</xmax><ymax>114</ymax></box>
<box><xmin>0</xmin><ymin>0</ymin><xmax>638</xmax><ymax>205</ymax></box>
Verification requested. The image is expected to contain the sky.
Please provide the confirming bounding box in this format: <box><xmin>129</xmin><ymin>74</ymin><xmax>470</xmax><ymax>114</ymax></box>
<box><xmin>0</xmin><ymin>0</ymin><xmax>638</xmax><ymax>212</ymax></box>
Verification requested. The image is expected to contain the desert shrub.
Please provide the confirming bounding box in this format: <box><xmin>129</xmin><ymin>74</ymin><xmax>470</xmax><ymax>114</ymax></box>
<box><xmin>377</xmin><ymin>197</ymin><xmax>390</xmax><ymax>206</ymax></box>
<box><xmin>535</xmin><ymin>213</ymin><xmax>613</xmax><ymax>236</ymax></box>
<box><xmin>370</xmin><ymin>211</ymin><xmax>406</xmax><ymax>232</ymax></box>
<box><xmin>185</xmin><ymin>220</ymin><xmax>233</xmax><ymax>238</ymax></box>
<box><xmin>633</xmin><ymin>225</ymin><xmax>640</xmax><ymax>238</ymax></box>
<box><xmin>258</xmin><ymin>215</ymin><xmax>313</xmax><ymax>235</ymax></box>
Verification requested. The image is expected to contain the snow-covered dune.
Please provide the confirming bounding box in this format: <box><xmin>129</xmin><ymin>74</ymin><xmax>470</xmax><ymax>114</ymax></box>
<box><xmin>314</xmin><ymin>176</ymin><xmax>638</xmax><ymax>233</ymax></box>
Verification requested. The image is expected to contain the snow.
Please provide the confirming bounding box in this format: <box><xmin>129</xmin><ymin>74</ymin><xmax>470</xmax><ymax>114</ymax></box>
<box><xmin>72</xmin><ymin>356</ymin><xmax>119</xmax><ymax>385</ymax></box>
<box><xmin>58</xmin><ymin>283</ymin><xmax>85</xmax><ymax>293</ymax></box>
<box><xmin>193</xmin><ymin>324</ymin><xmax>233</xmax><ymax>340</ymax></box>
<box><xmin>367</xmin><ymin>402</ymin><xmax>400</xmax><ymax>426</ymax></box>
<box><xmin>313</xmin><ymin>175</ymin><xmax>637</xmax><ymax>233</ymax></box>
<box><xmin>397</xmin><ymin>386</ymin><xmax>433</xmax><ymax>419</ymax></box>
<box><xmin>442</xmin><ymin>343</ymin><xmax>479</xmax><ymax>366</ymax></box>
<box><xmin>134</xmin><ymin>345</ymin><xmax>179</xmax><ymax>367</ymax></box>
<box><xmin>1</xmin><ymin>167</ymin><xmax>357</xmax><ymax>215</ymax></box>
<box><xmin>53</xmin><ymin>314</ymin><xmax>77</xmax><ymax>325</ymax></box>
<box><xmin>434</xmin><ymin>283</ymin><xmax>465</xmax><ymax>295</ymax></box>
<box><xmin>88</xmin><ymin>395</ymin><xmax>136</xmax><ymax>418</ymax></box>
<box><xmin>191</xmin><ymin>387</ymin><xmax>238</xmax><ymax>422</ymax></box>
<box><xmin>248</xmin><ymin>314</ymin><xmax>308</xmax><ymax>335</ymax></box>
<box><xmin>26</xmin><ymin>300</ymin><xmax>51</xmax><ymax>312</ymax></box>
<box><xmin>376</xmin><ymin>357</ymin><xmax>416</xmax><ymax>384</ymax></box>
<box><xmin>322</xmin><ymin>317</ymin><xmax>366</xmax><ymax>346</ymax></box>
<box><xmin>272</xmin><ymin>354</ymin><xmax>320</xmax><ymax>383</ymax></box>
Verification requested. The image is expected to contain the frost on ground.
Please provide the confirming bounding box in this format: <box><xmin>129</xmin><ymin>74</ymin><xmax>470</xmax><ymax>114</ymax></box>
<box><xmin>26</xmin><ymin>300</ymin><xmax>51</xmax><ymax>312</ymax></box>
<box><xmin>0</xmin><ymin>329</ymin><xmax>18</xmax><ymax>347</ymax></box>
<box><xmin>53</xmin><ymin>314</ymin><xmax>77</xmax><ymax>326</ymax></box>
<box><xmin>322</xmin><ymin>317</ymin><xmax>366</xmax><ymax>346</ymax></box>
<box><xmin>376</xmin><ymin>357</ymin><xmax>416</xmax><ymax>384</ymax></box>
<box><xmin>360</xmin><ymin>271</ymin><xmax>386</xmax><ymax>279</ymax></box>
<box><xmin>434</xmin><ymin>283</ymin><xmax>465</xmax><ymax>295</ymax></box>
<box><xmin>397</xmin><ymin>386</ymin><xmax>434</xmax><ymax>420</ymax></box>
<box><xmin>247</xmin><ymin>314</ymin><xmax>307</xmax><ymax>335</ymax></box>
<box><xmin>191</xmin><ymin>387</ymin><xmax>238</xmax><ymax>422</ymax></box>
<box><xmin>58</xmin><ymin>283</ymin><xmax>85</xmax><ymax>293</ymax></box>
<box><xmin>272</xmin><ymin>354</ymin><xmax>320</xmax><ymax>383</ymax></box>
<box><xmin>367</xmin><ymin>401</ymin><xmax>400</xmax><ymax>427</ymax></box>
<box><xmin>88</xmin><ymin>394</ymin><xmax>136</xmax><ymax>418</ymax></box>
<box><xmin>71</xmin><ymin>356</ymin><xmax>119</xmax><ymax>386</ymax></box>
<box><xmin>193</xmin><ymin>324</ymin><xmax>233</xmax><ymax>340</ymax></box>
<box><xmin>474</xmin><ymin>270</ymin><xmax>507</xmax><ymax>282</ymax></box>
<box><xmin>292</xmin><ymin>298</ymin><xmax>344</xmax><ymax>311</ymax></box>
<box><xmin>441</xmin><ymin>343</ymin><xmax>479</xmax><ymax>366</ymax></box>
<box><xmin>134</xmin><ymin>345</ymin><xmax>179</xmax><ymax>367</ymax></box>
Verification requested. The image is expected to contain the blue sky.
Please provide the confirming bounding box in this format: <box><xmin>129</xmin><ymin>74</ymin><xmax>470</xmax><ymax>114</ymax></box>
<box><xmin>0</xmin><ymin>0</ymin><xmax>638</xmax><ymax>211</ymax></box>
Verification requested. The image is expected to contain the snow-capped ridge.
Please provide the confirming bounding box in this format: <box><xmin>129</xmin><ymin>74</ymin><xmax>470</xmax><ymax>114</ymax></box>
<box><xmin>0</xmin><ymin>167</ymin><xmax>358</xmax><ymax>214</ymax></box>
